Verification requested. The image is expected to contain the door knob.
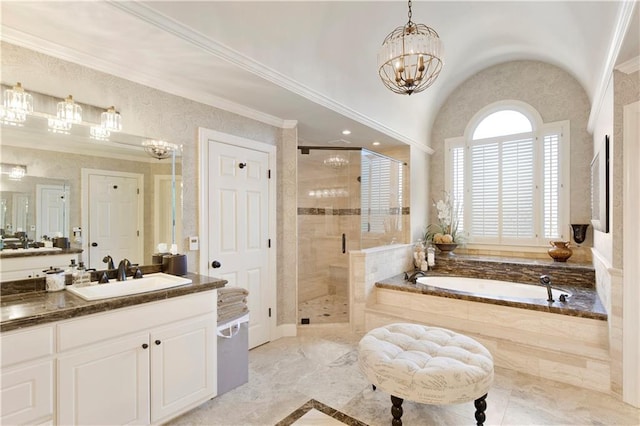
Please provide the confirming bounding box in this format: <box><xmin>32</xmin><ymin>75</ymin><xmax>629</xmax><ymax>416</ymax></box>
<box><xmin>211</xmin><ymin>260</ymin><xmax>221</xmax><ymax>268</ymax></box>
<box><xmin>91</xmin><ymin>242</ymin><xmax>98</xmax><ymax>247</ymax></box>
<box><xmin>238</xmin><ymin>163</ymin><xmax>247</xmax><ymax>169</ymax></box>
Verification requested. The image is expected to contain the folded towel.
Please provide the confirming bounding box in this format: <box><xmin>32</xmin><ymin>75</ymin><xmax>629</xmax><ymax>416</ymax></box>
<box><xmin>218</xmin><ymin>287</ymin><xmax>249</xmax><ymax>299</ymax></box>
<box><xmin>218</xmin><ymin>294</ymin><xmax>247</xmax><ymax>305</ymax></box>
<box><xmin>218</xmin><ymin>309</ymin><xmax>249</xmax><ymax>326</ymax></box>
<box><xmin>218</xmin><ymin>306</ymin><xmax>249</xmax><ymax>325</ymax></box>
<box><xmin>218</xmin><ymin>302</ymin><xmax>248</xmax><ymax>317</ymax></box>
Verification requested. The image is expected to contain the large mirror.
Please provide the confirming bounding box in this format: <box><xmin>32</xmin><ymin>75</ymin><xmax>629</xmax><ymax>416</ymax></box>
<box><xmin>1</xmin><ymin>110</ymin><xmax>182</xmax><ymax>270</ymax></box>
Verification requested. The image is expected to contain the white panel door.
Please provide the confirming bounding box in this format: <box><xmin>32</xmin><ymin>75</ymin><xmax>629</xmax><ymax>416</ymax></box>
<box><xmin>87</xmin><ymin>171</ymin><xmax>142</xmax><ymax>269</ymax></box>
<box><xmin>36</xmin><ymin>184</ymin><xmax>68</xmax><ymax>240</ymax></box>
<box><xmin>58</xmin><ymin>333</ymin><xmax>150</xmax><ymax>425</ymax></box>
<box><xmin>208</xmin><ymin>141</ymin><xmax>270</xmax><ymax>349</ymax></box>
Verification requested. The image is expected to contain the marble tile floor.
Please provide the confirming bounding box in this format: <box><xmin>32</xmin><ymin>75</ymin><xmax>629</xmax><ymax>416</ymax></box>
<box><xmin>168</xmin><ymin>328</ymin><xmax>640</xmax><ymax>426</ymax></box>
<box><xmin>298</xmin><ymin>294</ymin><xmax>349</xmax><ymax>324</ymax></box>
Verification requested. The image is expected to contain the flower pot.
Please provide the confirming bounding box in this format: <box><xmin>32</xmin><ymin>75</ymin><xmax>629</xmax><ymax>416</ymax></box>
<box><xmin>435</xmin><ymin>243</ymin><xmax>458</xmax><ymax>255</ymax></box>
<box><xmin>548</xmin><ymin>241</ymin><xmax>572</xmax><ymax>262</ymax></box>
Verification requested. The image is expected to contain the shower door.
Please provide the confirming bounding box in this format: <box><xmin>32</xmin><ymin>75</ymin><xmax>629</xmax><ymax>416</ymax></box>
<box><xmin>297</xmin><ymin>149</ymin><xmax>361</xmax><ymax>324</ymax></box>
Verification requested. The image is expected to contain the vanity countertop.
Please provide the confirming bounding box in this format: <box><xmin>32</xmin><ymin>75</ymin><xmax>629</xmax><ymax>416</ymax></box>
<box><xmin>0</xmin><ymin>247</ymin><xmax>83</xmax><ymax>259</ymax></box>
<box><xmin>0</xmin><ymin>273</ymin><xmax>226</xmax><ymax>333</ymax></box>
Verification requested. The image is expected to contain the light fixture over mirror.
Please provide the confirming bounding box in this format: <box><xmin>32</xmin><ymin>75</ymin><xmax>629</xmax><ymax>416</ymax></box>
<box><xmin>1</xmin><ymin>82</ymin><xmax>33</xmax><ymax>125</ymax></box>
<box><xmin>378</xmin><ymin>0</ymin><xmax>444</xmax><ymax>95</ymax></box>
<box><xmin>0</xmin><ymin>82</ymin><xmax>125</xmax><ymax>140</ymax></box>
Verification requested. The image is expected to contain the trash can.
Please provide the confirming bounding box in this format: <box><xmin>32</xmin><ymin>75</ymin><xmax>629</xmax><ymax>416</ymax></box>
<box><xmin>217</xmin><ymin>313</ymin><xmax>249</xmax><ymax>395</ymax></box>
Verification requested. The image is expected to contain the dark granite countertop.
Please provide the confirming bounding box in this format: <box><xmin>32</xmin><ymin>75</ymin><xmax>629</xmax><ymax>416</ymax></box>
<box><xmin>1</xmin><ymin>273</ymin><xmax>226</xmax><ymax>333</ymax></box>
<box><xmin>0</xmin><ymin>247</ymin><xmax>83</xmax><ymax>259</ymax></box>
<box><xmin>376</xmin><ymin>273</ymin><xmax>607</xmax><ymax>321</ymax></box>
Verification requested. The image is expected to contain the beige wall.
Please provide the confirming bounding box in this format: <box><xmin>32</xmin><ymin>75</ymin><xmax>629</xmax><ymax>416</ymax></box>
<box><xmin>1</xmin><ymin>42</ymin><xmax>298</xmax><ymax>326</ymax></box>
<box><xmin>430</xmin><ymin>60</ymin><xmax>593</xmax><ymax>248</ymax></box>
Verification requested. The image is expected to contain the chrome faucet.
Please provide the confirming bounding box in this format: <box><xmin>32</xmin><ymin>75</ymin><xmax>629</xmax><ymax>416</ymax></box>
<box><xmin>405</xmin><ymin>270</ymin><xmax>428</xmax><ymax>284</ymax></box>
<box><xmin>116</xmin><ymin>259</ymin><xmax>131</xmax><ymax>281</ymax></box>
<box><xmin>540</xmin><ymin>275</ymin><xmax>554</xmax><ymax>302</ymax></box>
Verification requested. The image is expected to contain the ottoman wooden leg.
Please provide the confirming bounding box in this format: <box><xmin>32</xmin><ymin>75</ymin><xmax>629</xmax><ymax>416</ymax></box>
<box><xmin>390</xmin><ymin>395</ymin><xmax>404</xmax><ymax>426</ymax></box>
<box><xmin>474</xmin><ymin>393</ymin><xmax>488</xmax><ymax>426</ymax></box>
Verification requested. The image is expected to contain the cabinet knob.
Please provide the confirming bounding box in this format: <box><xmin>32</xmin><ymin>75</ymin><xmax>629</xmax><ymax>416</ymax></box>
<box><xmin>155</xmin><ymin>340</ymin><xmax>161</xmax><ymax>345</ymax></box>
<box><xmin>142</xmin><ymin>343</ymin><xmax>149</xmax><ymax>349</ymax></box>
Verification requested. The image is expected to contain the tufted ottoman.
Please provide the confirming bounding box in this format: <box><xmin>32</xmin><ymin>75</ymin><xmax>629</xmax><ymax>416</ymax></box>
<box><xmin>358</xmin><ymin>323</ymin><xmax>494</xmax><ymax>426</ymax></box>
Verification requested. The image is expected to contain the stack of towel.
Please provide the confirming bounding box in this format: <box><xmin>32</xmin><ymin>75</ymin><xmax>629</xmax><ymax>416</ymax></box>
<box><xmin>218</xmin><ymin>287</ymin><xmax>249</xmax><ymax>325</ymax></box>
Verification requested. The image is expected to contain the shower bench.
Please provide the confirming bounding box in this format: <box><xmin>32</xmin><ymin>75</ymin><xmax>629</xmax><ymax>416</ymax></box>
<box><xmin>358</xmin><ymin>323</ymin><xmax>494</xmax><ymax>426</ymax></box>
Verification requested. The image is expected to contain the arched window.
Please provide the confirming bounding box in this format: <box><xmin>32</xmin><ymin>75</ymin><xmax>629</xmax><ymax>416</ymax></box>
<box><xmin>445</xmin><ymin>102</ymin><xmax>570</xmax><ymax>246</ymax></box>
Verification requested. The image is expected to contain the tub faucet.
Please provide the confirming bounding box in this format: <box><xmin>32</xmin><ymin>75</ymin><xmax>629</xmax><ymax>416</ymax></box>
<box><xmin>405</xmin><ymin>270</ymin><xmax>427</xmax><ymax>284</ymax></box>
<box><xmin>540</xmin><ymin>275</ymin><xmax>554</xmax><ymax>302</ymax></box>
<box><xmin>117</xmin><ymin>259</ymin><xmax>130</xmax><ymax>282</ymax></box>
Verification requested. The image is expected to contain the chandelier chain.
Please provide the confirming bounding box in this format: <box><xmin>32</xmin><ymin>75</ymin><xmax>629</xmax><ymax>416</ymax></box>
<box><xmin>407</xmin><ymin>0</ymin><xmax>413</xmax><ymax>25</ymax></box>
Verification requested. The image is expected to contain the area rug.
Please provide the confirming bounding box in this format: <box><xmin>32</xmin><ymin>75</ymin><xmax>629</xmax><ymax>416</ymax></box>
<box><xmin>275</xmin><ymin>399</ymin><xmax>368</xmax><ymax>426</ymax></box>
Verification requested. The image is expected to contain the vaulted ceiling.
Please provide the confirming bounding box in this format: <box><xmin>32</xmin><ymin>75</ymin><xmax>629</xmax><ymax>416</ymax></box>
<box><xmin>1</xmin><ymin>1</ymin><xmax>638</xmax><ymax>150</ymax></box>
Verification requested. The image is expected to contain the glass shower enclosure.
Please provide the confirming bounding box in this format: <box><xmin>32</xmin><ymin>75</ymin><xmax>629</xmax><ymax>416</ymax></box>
<box><xmin>297</xmin><ymin>147</ymin><xmax>405</xmax><ymax>325</ymax></box>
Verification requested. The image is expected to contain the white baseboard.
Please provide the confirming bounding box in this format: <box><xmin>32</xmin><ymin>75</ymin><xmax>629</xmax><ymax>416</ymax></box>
<box><xmin>274</xmin><ymin>323</ymin><xmax>297</xmax><ymax>339</ymax></box>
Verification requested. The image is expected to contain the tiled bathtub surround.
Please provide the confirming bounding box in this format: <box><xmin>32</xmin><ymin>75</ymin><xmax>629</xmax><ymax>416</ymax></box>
<box><xmin>375</xmin><ymin>274</ymin><xmax>606</xmax><ymax>320</ymax></box>
<box><xmin>428</xmin><ymin>253</ymin><xmax>596</xmax><ymax>288</ymax></box>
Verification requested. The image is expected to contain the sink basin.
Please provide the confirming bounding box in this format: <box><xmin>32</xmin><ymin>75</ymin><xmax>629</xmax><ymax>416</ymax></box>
<box><xmin>66</xmin><ymin>272</ymin><xmax>192</xmax><ymax>301</ymax></box>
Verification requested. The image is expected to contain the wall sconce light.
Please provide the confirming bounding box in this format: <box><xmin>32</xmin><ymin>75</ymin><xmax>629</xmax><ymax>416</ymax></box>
<box><xmin>570</xmin><ymin>224</ymin><xmax>589</xmax><ymax>244</ymax></box>
<box><xmin>1</xmin><ymin>82</ymin><xmax>33</xmax><ymax>125</ymax></box>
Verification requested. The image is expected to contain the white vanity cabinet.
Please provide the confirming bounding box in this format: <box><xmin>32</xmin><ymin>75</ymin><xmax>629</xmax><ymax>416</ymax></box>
<box><xmin>56</xmin><ymin>291</ymin><xmax>218</xmax><ymax>425</ymax></box>
<box><xmin>0</xmin><ymin>324</ymin><xmax>55</xmax><ymax>426</ymax></box>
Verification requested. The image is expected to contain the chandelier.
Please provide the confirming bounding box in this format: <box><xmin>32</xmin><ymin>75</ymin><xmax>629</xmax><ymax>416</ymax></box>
<box><xmin>378</xmin><ymin>0</ymin><xmax>444</xmax><ymax>95</ymax></box>
<box><xmin>323</xmin><ymin>154</ymin><xmax>350</xmax><ymax>169</ymax></box>
<box><xmin>1</xmin><ymin>82</ymin><xmax>33</xmax><ymax>125</ymax></box>
<box><xmin>142</xmin><ymin>140</ymin><xmax>179</xmax><ymax>160</ymax></box>
<box><xmin>9</xmin><ymin>165</ymin><xmax>26</xmax><ymax>181</ymax></box>
<box><xmin>57</xmin><ymin>95</ymin><xmax>83</xmax><ymax>124</ymax></box>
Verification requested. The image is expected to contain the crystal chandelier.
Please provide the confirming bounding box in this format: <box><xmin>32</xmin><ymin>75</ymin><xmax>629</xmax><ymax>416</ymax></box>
<box><xmin>378</xmin><ymin>0</ymin><xmax>444</xmax><ymax>95</ymax></box>
<box><xmin>142</xmin><ymin>140</ymin><xmax>179</xmax><ymax>160</ymax></box>
<box><xmin>9</xmin><ymin>166</ymin><xmax>26</xmax><ymax>181</ymax></box>
<box><xmin>2</xmin><ymin>82</ymin><xmax>33</xmax><ymax>124</ymax></box>
<box><xmin>323</xmin><ymin>154</ymin><xmax>350</xmax><ymax>169</ymax></box>
<box><xmin>57</xmin><ymin>95</ymin><xmax>83</xmax><ymax>124</ymax></box>
<box><xmin>101</xmin><ymin>106</ymin><xmax>122</xmax><ymax>132</ymax></box>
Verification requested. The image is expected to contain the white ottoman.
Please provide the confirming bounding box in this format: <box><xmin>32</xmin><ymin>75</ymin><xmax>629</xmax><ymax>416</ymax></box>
<box><xmin>358</xmin><ymin>323</ymin><xmax>494</xmax><ymax>426</ymax></box>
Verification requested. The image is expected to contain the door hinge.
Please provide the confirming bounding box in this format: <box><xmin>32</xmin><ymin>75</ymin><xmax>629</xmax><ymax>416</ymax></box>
<box><xmin>268</xmin><ymin>308</ymin><xmax>272</xmax><ymax>318</ymax></box>
<box><xmin>137</xmin><ymin>188</ymin><xmax>140</xmax><ymax>195</ymax></box>
<box><xmin>137</xmin><ymin>230</ymin><xmax>140</xmax><ymax>237</ymax></box>
<box><xmin>268</xmin><ymin>169</ymin><xmax>271</xmax><ymax>179</ymax></box>
<box><xmin>268</xmin><ymin>238</ymin><xmax>271</xmax><ymax>248</ymax></box>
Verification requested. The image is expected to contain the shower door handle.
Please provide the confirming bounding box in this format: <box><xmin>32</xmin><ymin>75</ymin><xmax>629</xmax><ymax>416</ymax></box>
<box><xmin>342</xmin><ymin>233</ymin><xmax>346</xmax><ymax>254</ymax></box>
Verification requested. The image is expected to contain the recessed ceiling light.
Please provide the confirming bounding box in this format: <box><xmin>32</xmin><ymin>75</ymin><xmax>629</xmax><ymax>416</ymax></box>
<box><xmin>341</xmin><ymin>130</ymin><xmax>351</xmax><ymax>135</ymax></box>
<box><xmin>372</xmin><ymin>141</ymin><xmax>381</xmax><ymax>146</ymax></box>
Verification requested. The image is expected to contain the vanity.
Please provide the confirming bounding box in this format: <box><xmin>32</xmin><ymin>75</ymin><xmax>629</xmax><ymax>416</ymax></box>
<box><xmin>0</xmin><ymin>272</ymin><xmax>226</xmax><ymax>425</ymax></box>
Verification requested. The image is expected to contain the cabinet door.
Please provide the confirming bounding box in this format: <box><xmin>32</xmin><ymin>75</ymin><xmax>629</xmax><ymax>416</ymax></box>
<box><xmin>58</xmin><ymin>333</ymin><xmax>150</xmax><ymax>425</ymax></box>
<box><xmin>1</xmin><ymin>360</ymin><xmax>53</xmax><ymax>425</ymax></box>
<box><xmin>150</xmin><ymin>315</ymin><xmax>216</xmax><ymax>423</ymax></box>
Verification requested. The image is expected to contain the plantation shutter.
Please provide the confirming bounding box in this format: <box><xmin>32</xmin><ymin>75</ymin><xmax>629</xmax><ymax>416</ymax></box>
<box><xmin>501</xmin><ymin>137</ymin><xmax>535</xmax><ymax>240</ymax></box>
<box><xmin>362</xmin><ymin>155</ymin><xmax>397</xmax><ymax>234</ymax></box>
<box><xmin>450</xmin><ymin>144</ymin><xmax>465</xmax><ymax>233</ymax></box>
<box><xmin>543</xmin><ymin>133</ymin><xmax>561</xmax><ymax>238</ymax></box>
<box><xmin>470</xmin><ymin>142</ymin><xmax>499</xmax><ymax>240</ymax></box>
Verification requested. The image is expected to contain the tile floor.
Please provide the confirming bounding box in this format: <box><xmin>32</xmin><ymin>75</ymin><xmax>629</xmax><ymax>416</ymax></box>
<box><xmin>168</xmin><ymin>328</ymin><xmax>640</xmax><ymax>426</ymax></box>
<box><xmin>297</xmin><ymin>294</ymin><xmax>349</xmax><ymax>324</ymax></box>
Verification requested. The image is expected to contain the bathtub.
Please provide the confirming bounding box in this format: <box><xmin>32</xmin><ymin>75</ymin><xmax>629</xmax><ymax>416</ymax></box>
<box><xmin>415</xmin><ymin>276</ymin><xmax>571</xmax><ymax>301</ymax></box>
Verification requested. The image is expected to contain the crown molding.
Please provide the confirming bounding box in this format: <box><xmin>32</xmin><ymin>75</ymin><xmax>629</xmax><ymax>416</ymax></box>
<box><xmin>107</xmin><ymin>1</ymin><xmax>426</xmax><ymax>149</ymax></box>
<box><xmin>588</xmin><ymin>0</ymin><xmax>638</xmax><ymax>132</ymax></box>
<box><xmin>616</xmin><ymin>56</ymin><xmax>640</xmax><ymax>74</ymax></box>
<box><xmin>0</xmin><ymin>27</ymin><xmax>291</xmax><ymax>131</ymax></box>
